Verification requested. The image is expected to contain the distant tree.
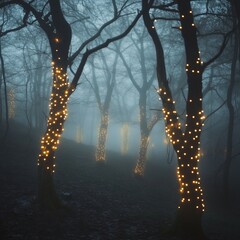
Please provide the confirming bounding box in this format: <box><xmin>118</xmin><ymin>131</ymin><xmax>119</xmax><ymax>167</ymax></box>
<box><xmin>116</xmin><ymin>27</ymin><xmax>160</xmax><ymax>176</ymax></box>
<box><xmin>88</xmin><ymin>47</ymin><xmax>119</xmax><ymax>162</ymax></box>
<box><xmin>0</xmin><ymin>38</ymin><xmax>9</xmax><ymax>140</ymax></box>
<box><xmin>20</xmin><ymin>29</ymin><xmax>51</xmax><ymax>131</ymax></box>
<box><xmin>109</xmin><ymin>77</ymin><xmax>138</xmax><ymax>156</ymax></box>
<box><xmin>142</xmin><ymin>0</ymin><xmax>231</xmax><ymax>238</ymax></box>
<box><xmin>222</xmin><ymin>0</ymin><xmax>239</xmax><ymax>207</ymax></box>
<box><xmin>0</xmin><ymin>0</ymin><xmax>141</xmax><ymax>209</ymax></box>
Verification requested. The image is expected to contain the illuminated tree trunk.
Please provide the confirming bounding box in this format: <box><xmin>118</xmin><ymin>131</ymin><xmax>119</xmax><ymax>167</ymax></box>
<box><xmin>134</xmin><ymin>92</ymin><xmax>150</xmax><ymax>176</ymax></box>
<box><xmin>117</xmin><ymin>44</ymin><xmax>159</xmax><ymax>176</ymax></box>
<box><xmin>142</xmin><ymin>0</ymin><xmax>206</xmax><ymax>237</ymax></box>
<box><xmin>8</xmin><ymin>89</ymin><xmax>15</xmax><ymax>119</ymax></box>
<box><xmin>134</xmin><ymin>92</ymin><xmax>159</xmax><ymax>176</ymax></box>
<box><xmin>38</xmin><ymin>59</ymin><xmax>69</xmax><ymax>208</ymax></box>
<box><xmin>37</xmin><ymin>56</ymin><xmax>69</xmax><ymax>208</ymax></box>
<box><xmin>36</xmin><ymin>0</ymin><xmax>72</xmax><ymax>209</ymax></box>
<box><xmin>134</xmin><ymin>131</ymin><xmax>149</xmax><ymax>176</ymax></box>
<box><xmin>96</xmin><ymin>111</ymin><xmax>109</xmax><ymax>162</ymax></box>
<box><xmin>174</xmin><ymin>2</ymin><xmax>205</xmax><ymax>235</ymax></box>
<box><xmin>91</xmin><ymin>51</ymin><xmax>118</xmax><ymax>163</ymax></box>
<box><xmin>76</xmin><ymin>126</ymin><xmax>83</xmax><ymax>143</ymax></box>
<box><xmin>121</xmin><ymin>123</ymin><xmax>129</xmax><ymax>155</ymax></box>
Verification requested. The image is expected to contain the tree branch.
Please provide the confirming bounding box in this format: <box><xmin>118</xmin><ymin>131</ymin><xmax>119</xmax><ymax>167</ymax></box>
<box><xmin>202</xmin><ymin>29</ymin><xmax>233</xmax><ymax>70</ymax></box>
<box><xmin>69</xmin><ymin>10</ymin><xmax>142</xmax><ymax>93</ymax></box>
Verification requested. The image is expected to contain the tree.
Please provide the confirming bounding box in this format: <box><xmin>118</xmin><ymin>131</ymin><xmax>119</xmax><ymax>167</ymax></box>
<box><xmin>89</xmin><ymin>48</ymin><xmax>119</xmax><ymax>162</ymax></box>
<box><xmin>116</xmin><ymin>27</ymin><xmax>160</xmax><ymax>176</ymax></box>
<box><xmin>0</xmin><ymin>38</ymin><xmax>9</xmax><ymax>141</ymax></box>
<box><xmin>0</xmin><ymin>0</ymin><xmax>141</xmax><ymax>209</ymax></box>
<box><xmin>142</xmin><ymin>0</ymin><xmax>230</xmax><ymax>238</ymax></box>
<box><xmin>222</xmin><ymin>0</ymin><xmax>239</xmax><ymax>207</ymax></box>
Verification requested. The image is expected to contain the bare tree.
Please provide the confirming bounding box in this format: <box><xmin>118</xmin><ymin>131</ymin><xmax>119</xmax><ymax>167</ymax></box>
<box><xmin>116</xmin><ymin>28</ymin><xmax>160</xmax><ymax>176</ymax></box>
<box><xmin>88</xmin><ymin>47</ymin><xmax>119</xmax><ymax>162</ymax></box>
<box><xmin>0</xmin><ymin>38</ymin><xmax>9</xmax><ymax>141</ymax></box>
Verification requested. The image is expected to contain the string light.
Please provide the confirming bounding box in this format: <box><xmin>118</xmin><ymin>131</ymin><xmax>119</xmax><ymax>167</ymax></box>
<box><xmin>37</xmin><ymin>36</ymin><xmax>69</xmax><ymax>173</ymax></box>
<box><xmin>176</xmin><ymin>11</ymin><xmax>205</xmax><ymax>213</ymax></box>
<box><xmin>76</xmin><ymin>126</ymin><xmax>83</xmax><ymax>143</ymax></box>
<box><xmin>121</xmin><ymin>123</ymin><xmax>129</xmax><ymax>155</ymax></box>
<box><xmin>8</xmin><ymin>88</ymin><xmax>15</xmax><ymax>119</ymax></box>
<box><xmin>134</xmin><ymin>108</ymin><xmax>159</xmax><ymax>176</ymax></box>
<box><xmin>157</xmin><ymin>85</ymin><xmax>205</xmax><ymax>212</ymax></box>
<box><xmin>134</xmin><ymin>136</ymin><xmax>150</xmax><ymax>176</ymax></box>
<box><xmin>96</xmin><ymin>112</ymin><xmax>109</xmax><ymax>161</ymax></box>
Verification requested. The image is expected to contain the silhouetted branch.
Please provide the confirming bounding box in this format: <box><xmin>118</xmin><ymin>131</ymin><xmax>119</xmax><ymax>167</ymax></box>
<box><xmin>204</xmin><ymin>100</ymin><xmax>226</xmax><ymax>122</ymax></box>
<box><xmin>68</xmin><ymin>0</ymin><xmax>134</xmax><ymax>65</ymax></box>
<box><xmin>69</xmin><ymin>10</ymin><xmax>142</xmax><ymax>93</ymax></box>
<box><xmin>202</xmin><ymin>30</ymin><xmax>233</xmax><ymax>70</ymax></box>
<box><xmin>151</xmin><ymin>1</ymin><xmax>177</xmax><ymax>13</ymax></box>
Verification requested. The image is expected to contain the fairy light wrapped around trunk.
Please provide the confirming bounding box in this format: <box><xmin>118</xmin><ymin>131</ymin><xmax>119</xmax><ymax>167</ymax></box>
<box><xmin>76</xmin><ymin>126</ymin><xmax>83</xmax><ymax>143</ymax></box>
<box><xmin>37</xmin><ymin>37</ymin><xmax>69</xmax><ymax>174</ymax></box>
<box><xmin>141</xmin><ymin>0</ymin><xmax>215</xmax><ymax>235</ymax></box>
<box><xmin>121</xmin><ymin>123</ymin><xmax>129</xmax><ymax>155</ymax></box>
<box><xmin>134</xmin><ymin>135</ymin><xmax>150</xmax><ymax>176</ymax></box>
<box><xmin>134</xmin><ymin>109</ymin><xmax>159</xmax><ymax>176</ymax></box>
<box><xmin>96</xmin><ymin>111</ymin><xmax>109</xmax><ymax>161</ymax></box>
<box><xmin>8</xmin><ymin>88</ymin><xmax>15</xmax><ymax>119</ymax></box>
<box><xmin>158</xmin><ymin>88</ymin><xmax>205</xmax><ymax>213</ymax></box>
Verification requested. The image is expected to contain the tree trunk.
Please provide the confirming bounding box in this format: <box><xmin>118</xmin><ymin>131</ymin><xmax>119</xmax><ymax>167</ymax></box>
<box><xmin>37</xmin><ymin>57</ymin><xmax>69</xmax><ymax>208</ymax></box>
<box><xmin>134</xmin><ymin>92</ymin><xmax>150</xmax><ymax>176</ymax></box>
<box><xmin>174</xmin><ymin>206</ymin><xmax>203</xmax><ymax>239</ymax></box>
<box><xmin>96</xmin><ymin>111</ymin><xmax>109</xmax><ymax>162</ymax></box>
<box><xmin>35</xmin><ymin>0</ymin><xmax>72</xmax><ymax>209</ymax></box>
<box><xmin>121</xmin><ymin>123</ymin><xmax>129</xmax><ymax>155</ymax></box>
<box><xmin>134</xmin><ymin>131</ymin><xmax>149</xmax><ymax>176</ymax></box>
<box><xmin>38</xmin><ymin>164</ymin><xmax>61</xmax><ymax>209</ymax></box>
<box><xmin>174</xmin><ymin>134</ymin><xmax>205</xmax><ymax>237</ymax></box>
<box><xmin>142</xmin><ymin>0</ymin><xmax>205</xmax><ymax>237</ymax></box>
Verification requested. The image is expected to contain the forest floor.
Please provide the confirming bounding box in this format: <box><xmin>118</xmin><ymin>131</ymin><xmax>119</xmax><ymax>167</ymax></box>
<box><xmin>0</xmin><ymin>122</ymin><xmax>240</xmax><ymax>240</ymax></box>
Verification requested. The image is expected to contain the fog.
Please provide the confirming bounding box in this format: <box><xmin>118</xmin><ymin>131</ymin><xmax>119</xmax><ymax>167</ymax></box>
<box><xmin>0</xmin><ymin>1</ymin><xmax>240</xmax><ymax>239</ymax></box>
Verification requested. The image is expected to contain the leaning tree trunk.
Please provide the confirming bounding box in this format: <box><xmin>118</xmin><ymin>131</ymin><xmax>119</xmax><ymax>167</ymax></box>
<box><xmin>37</xmin><ymin>53</ymin><xmax>69</xmax><ymax>208</ymax></box>
<box><xmin>36</xmin><ymin>0</ymin><xmax>72</xmax><ymax>209</ymax></box>
<box><xmin>96</xmin><ymin>110</ymin><xmax>109</xmax><ymax>162</ymax></box>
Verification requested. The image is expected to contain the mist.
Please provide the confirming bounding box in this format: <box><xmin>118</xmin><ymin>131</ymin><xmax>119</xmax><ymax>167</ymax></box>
<box><xmin>0</xmin><ymin>1</ymin><xmax>240</xmax><ymax>240</ymax></box>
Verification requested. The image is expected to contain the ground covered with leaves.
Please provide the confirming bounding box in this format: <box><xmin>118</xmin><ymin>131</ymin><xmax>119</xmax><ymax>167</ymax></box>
<box><xmin>0</xmin><ymin>123</ymin><xmax>239</xmax><ymax>240</ymax></box>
